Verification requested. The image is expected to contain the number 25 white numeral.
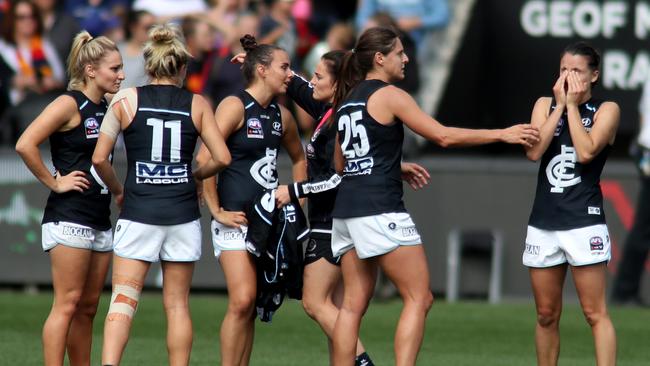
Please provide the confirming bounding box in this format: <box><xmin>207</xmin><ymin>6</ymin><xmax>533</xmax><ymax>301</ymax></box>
<box><xmin>338</xmin><ymin>110</ymin><xmax>369</xmax><ymax>159</ymax></box>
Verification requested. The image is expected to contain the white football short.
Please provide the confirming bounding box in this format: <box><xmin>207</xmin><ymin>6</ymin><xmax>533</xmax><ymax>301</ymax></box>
<box><xmin>523</xmin><ymin>224</ymin><xmax>611</xmax><ymax>267</ymax></box>
<box><xmin>42</xmin><ymin>221</ymin><xmax>113</xmax><ymax>252</ymax></box>
<box><xmin>113</xmin><ymin>219</ymin><xmax>201</xmax><ymax>262</ymax></box>
<box><xmin>331</xmin><ymin>212</ymin><xmax>422</xmax><ymax>259</ymax></box>
<box><xmin>211</xmin><ymin>219</ymin><xmax>249</xmax><ymax>258</ymax></box>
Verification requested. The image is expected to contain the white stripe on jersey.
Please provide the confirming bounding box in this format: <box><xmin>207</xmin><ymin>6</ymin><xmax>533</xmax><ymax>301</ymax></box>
<box><xmin>244</xmin><ymin>102</ymin><xmax>255</xmax><ymax>109</ymax></box>
<box><xmin>295</xmin><ymin>74</ymin><xmax>314</xmax><ymax>89</ymax></box>
<box><xmin>337</xmin><ymin>102</ymin><xmax>366</xmax><ymax>112</ymax></box>
<box><xmin>138</xmin><ymin>107</ymin><xmax>190</xmax><ymax>116</ymax></box>
<box><xmin>79</xmin><ymin>100</ymin><xmax>89</xmax><ymax>110</ymax></box>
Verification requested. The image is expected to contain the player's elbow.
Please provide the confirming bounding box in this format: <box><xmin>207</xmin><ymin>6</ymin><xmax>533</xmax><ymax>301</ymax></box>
<box><xmin>433</xmin><ymin>133</ymin><xmax>451</xmax><ymax>148</ymax></box>
<box><xmin>576</xmin><ymin>151</ymin><xmax>595</xmax><ymax>164</ymax></box>
<box><xmin>91</xmin><ymin>153</ymin><xmax>108</xmax><ymax>168</ymax></box>
<box><xmin>217</xmin><ymin>152</ymin><xmax>232</xmax><ymax>169</ymax></box>
<box><xmin>14</xmin><ymin>138</ymin><xmax>30</xmax><ymax>157</ymax></box>
<box><xmin>526</xmin><ymin>149</ymin><xmax>541</xmax><ymax>162</ymax></box>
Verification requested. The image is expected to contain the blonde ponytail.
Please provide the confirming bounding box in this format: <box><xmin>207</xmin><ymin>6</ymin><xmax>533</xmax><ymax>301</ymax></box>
<box><xmin>67</xmin><ymin>31</ymin><xmax>119</xmax><ymax>91</ymax></box>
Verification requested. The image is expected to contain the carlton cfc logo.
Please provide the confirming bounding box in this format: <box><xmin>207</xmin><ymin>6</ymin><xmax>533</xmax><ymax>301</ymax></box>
<box><xmin>590</xmin><ymin>236</ymin><xmax>604</xmax><ymax>251</ymax></box>
<box><xmin>546</xmin><ymin>145</ymin><xmax>581</xmax><ymax>193</ymax></box>
<box><xmin>250</xmin><ymin>147</ymin><xmax>278</xmax><ymax>189</ymax></box>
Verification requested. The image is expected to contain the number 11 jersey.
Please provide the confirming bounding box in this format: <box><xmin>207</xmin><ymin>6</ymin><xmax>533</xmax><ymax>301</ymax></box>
<box><xmin>121</xmin><ymin>85</ymin><xmax>200</xmax><ymax>225</ymax></box>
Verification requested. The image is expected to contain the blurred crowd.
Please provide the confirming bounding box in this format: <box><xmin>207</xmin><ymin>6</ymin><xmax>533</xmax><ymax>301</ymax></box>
<box><xmin>0</xmin><ymin>0</ymin><xmax>450</xmax><ymax>145</ymax></box>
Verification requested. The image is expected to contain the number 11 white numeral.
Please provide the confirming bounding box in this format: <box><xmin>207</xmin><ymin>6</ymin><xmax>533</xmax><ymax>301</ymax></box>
<box><xmin>147</xmin><ymin>118</ymin><xmax>181</xmax><ymax>162</ymax></box>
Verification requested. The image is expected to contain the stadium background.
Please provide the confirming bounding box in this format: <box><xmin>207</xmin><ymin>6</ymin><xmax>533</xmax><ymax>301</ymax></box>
<box><xmin>1</xmin><ymin>0</ymin><xmax>650</xmax><ymax>364</ymax></box>
<box><xmin>1</xmin><ymin>0</ymin><xmax>648</xmax><ymax>299</ymax></box>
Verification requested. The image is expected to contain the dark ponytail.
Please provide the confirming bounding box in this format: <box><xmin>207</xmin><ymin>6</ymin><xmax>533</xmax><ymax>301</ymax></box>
<box><xmin>333</xmin><ymin>27</ymin><xmax>399</xmax><ymax>113</ymax></box>
<box><xmin>239</xmin><ymin>34</ymin><xmax>283</xmax><ymax>86</ymax></box>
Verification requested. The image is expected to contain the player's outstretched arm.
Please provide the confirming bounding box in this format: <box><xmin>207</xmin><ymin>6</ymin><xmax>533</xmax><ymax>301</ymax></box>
<box><xmin>385</xmin><ymin>86</ymin><xmax>540</xmax><ymax>148</ymax></box>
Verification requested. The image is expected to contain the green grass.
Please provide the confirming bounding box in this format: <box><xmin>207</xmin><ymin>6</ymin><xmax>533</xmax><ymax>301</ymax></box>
<box><xmin>0</xmin><ymin>291</ymin><xmax>648</xmax><ymax>365</ymax></box>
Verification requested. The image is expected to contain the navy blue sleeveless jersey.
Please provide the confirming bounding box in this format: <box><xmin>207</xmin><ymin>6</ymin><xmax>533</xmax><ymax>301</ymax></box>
<box><xmin>217</xmin><ymin>91</ymin><xmax>283</xmax><ymax>212</ymax></box>
<box><xmin>42</xmin><ymin>90</ymin><xmax>112</xmax><ymax>230</ymax></box>
<box><xmin>120</xmin><ymin>85</ymin><xmax>200</xmax><ymax>225</ymax></box>
<box><xmin>331</xmin><ymin>79</ymin><xmax>405</xmax><ymax>218</ymax></box>
<box><xmin>528</xmin><ymin>98</ymin><xmax>610</xmax><ymax>230</ymax></box>
<box><xmin>286</xmin><ymin>75</ymin><xmax>339</xmax><ymax>231</ymax></box>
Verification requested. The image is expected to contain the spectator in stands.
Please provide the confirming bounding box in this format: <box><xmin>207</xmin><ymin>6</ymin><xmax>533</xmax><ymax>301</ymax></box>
<box><xmin>291</xmin><ymin>0</ymin><xmax>317</xmax><ymax>62</ymax></box>
<box><xmin>117</xmin><ymin>9</ymin><xmax>155</xmax><ymax>89</ymax></box>
<box><xmin>611</xmin><ymin>76</ymin><xmax>650</xmax><ymax>307</ymax></box>
<box><xmin>363</xmin><ymin>12</ymin><xmax>419</xmax><ymax>95</ymax></box>
<box><xmin>0</xmin><ymin>0</ymin><xmax>65</xmax><ymax>143</ymax></box>
<box><xmin>259</xmin><ymin>0</ymin><xmax>297</xmax><ymax>63</ymax></box>
<box><xmin>202</xmin><ymin>12</ymin><xmax>257</xmax><ymax>107</ymax></box>
<box><xmin>0</xmin><ymin>0</ymin><xmax>8</xmax><ymax>20</ymax></box>
<box><xmin>64</xmin><ymin>0</ymin><xmax>127</xmax><ymax>40</ymax></box>
<box><xmin>355</xmin><ymin>0</ymin><xmax>449</xmax><ymax>47</ymax></box>
<box><xmin>302</xmin><ymin>22</ymin><xmax>355</xmax><ymax>78</ymax></box>
<box><xmin>205</xmin><ymin>0</ymin><xmax>240</xmax><ymax>50</ymax></box>
<box><xmin>309</xmin><ymin>0</ymin><xmax>355</xmax><ymax>40</ymax></box>
<box><xmin>182</xmin><ymin>16</ymin><xmax>218</xmax><ymax>96</ymax></box>
<box><xmin>0</xmin><ymin>56</ymin><xmax>11</xmax><ymax>142</ymax></box>
<box><xmin>131</xmin><ymin>0</ymin><xmax>208</xmax><ymax>20</ymax></box>
<box><xmin>34</xmin><ymin>0</ymin><xmax>80</xmax><ymax>69</ymax></box>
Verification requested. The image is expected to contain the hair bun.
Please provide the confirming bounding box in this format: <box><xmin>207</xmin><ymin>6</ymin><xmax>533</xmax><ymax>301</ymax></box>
<box><xmin>240</xmin><ymin>34</ymin><xmax>258</xmax><ymax>53</ymax></box>
<box><xmin>149</xmin><ymin>24</ymin><xmax>176</xmax><ymax>45</ymax></box>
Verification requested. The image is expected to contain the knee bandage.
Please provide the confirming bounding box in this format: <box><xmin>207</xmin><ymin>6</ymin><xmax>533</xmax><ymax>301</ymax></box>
<box><xmin>107</xmin><ymin>275</ymin><xmax>142</xmax><ymax>322</ymax></box>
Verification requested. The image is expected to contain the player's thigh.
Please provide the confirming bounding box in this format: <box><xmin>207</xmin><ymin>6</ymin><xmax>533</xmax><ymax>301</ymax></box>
<box><xmin>339</xmin><ymin>250</ymin><xmax>378</xmax><ymax>313</ymax></box>
<box><xmin>219</xmin><ymin>251</ymin><xmax>257</xmax><ymax>302</ymax></box>
<box><xmin>571</xmin><ymin>262</ymin><xmax>608</xmax><ymax>313</ymax></box>
<box><xmin>161</xmin><ymin>261</ymin><xmax>195</xmax><ymax>308</ymax></box>
<box><xmin>378</xmin><ymin>244</ymin><xmax>431</xmax><ymax>302</ymax></box>
<box><xmin>529</xmin><ymin>265</ymin><xmax>567</xmax><ymax>313</ymax></box>
<box><xmin>304</xmin><ymin>258</ymin><xmax>342</xmax><ymax>304</ymax></box>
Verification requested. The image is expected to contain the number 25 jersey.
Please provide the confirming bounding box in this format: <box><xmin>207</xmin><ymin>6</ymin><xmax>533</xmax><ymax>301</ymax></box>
<box><xmin>332</xmin><ymin>79</ymin><xmax>406</xmax><ymax>218</ymax></box>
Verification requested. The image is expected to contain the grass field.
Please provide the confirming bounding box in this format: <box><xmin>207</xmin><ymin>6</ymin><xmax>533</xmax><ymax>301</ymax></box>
<box><xmin>1</xmin><ymin>291</ymin><xmax>649</xmax><ymax>365</ymax></box>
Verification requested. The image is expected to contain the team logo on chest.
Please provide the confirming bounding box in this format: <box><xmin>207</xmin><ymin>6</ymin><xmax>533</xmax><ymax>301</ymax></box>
<box><xmin>272</xmin><ymin>120</ymin><xmax>282</xmax><ymax>136</ymax></box>
<box><xmin>546</xmin><ymin>145</ymin><xmax>581</xmax><ymax>193</ymax></box>
<box><xmin>247</xmin><ymin>118</ymin><xmax>264</xmax><ymax>139</ymax></box>
<box><xmin>84</xmin><ymin>117</ymin><xmax>100</xmax><ymax>139</ymax></box>
<box><xmin>250</xmin><ymin>147</ymin><xmax>278</xmax><ymax>189</ymax></box>
<box><xmin>581</xmin><ymin>117</ymin><xmax>593</xmax><ymax>132</ymax></box>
